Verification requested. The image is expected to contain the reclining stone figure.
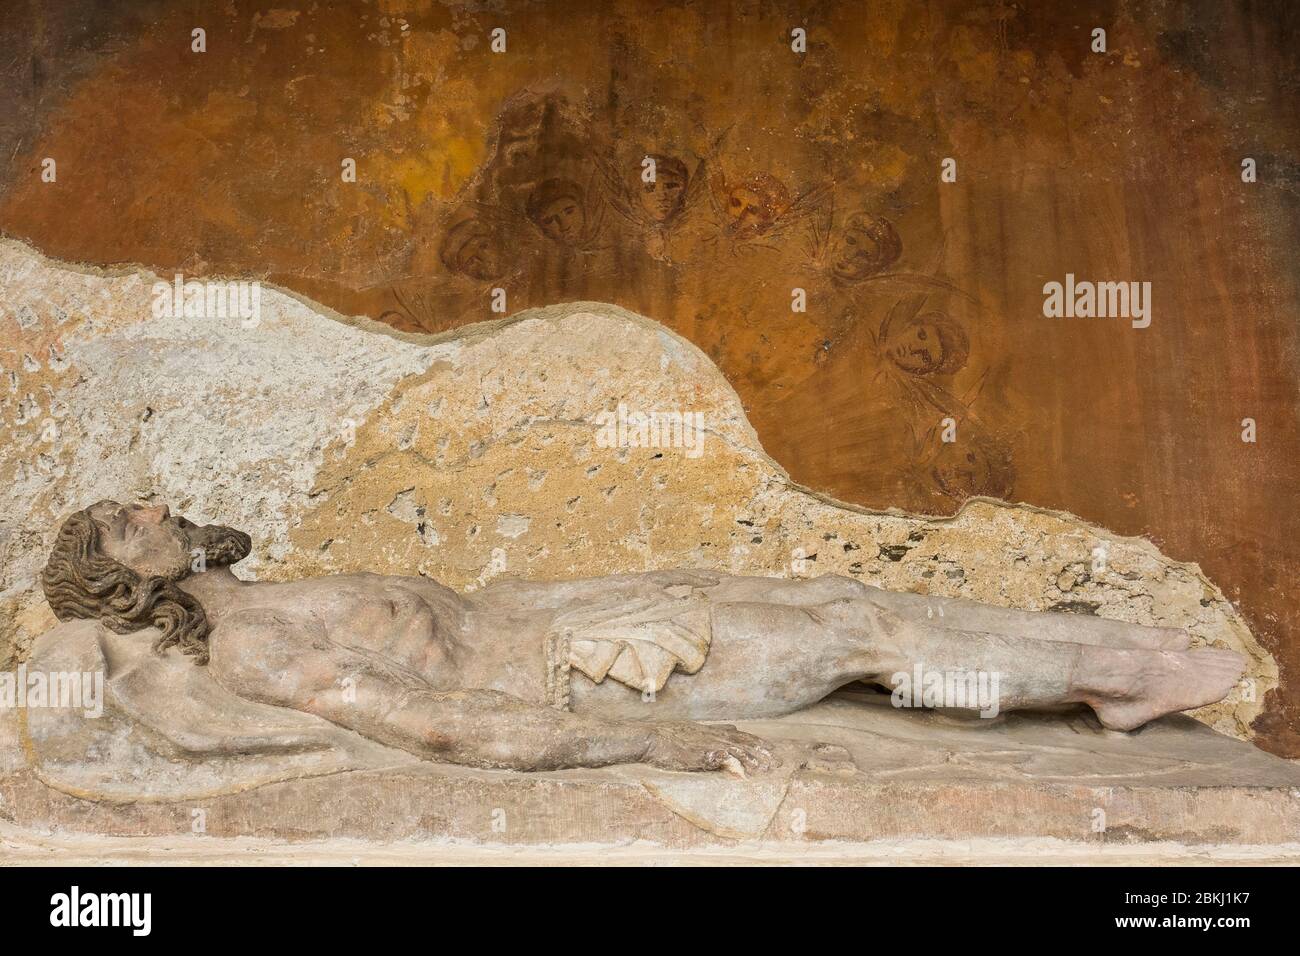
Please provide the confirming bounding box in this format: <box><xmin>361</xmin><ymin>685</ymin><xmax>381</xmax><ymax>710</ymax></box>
<box><xmin>38</xmin><ymin>500</ymin><xmax>1246</xmax><ymax>774</ymax></box>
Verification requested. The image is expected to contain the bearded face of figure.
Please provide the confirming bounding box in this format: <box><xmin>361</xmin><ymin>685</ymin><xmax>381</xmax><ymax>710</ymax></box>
<box><xmin>638</xmin><ymin>159</ymin><xmax>687</xmax><ymax>223</ymax></box>
<box><xmin>831</xmin><ymin>215</ymin><xmax>902</xmax><ymax>281</ymax></box>
<box><xmin>40</xmin><ymin>501</ymin><xmax>253</xmax><ymax>664</ymax></box>
<box><xmin>86</xmin><ymin>500</ymin><xmax>250</xmax><ymax>580</ymax></box>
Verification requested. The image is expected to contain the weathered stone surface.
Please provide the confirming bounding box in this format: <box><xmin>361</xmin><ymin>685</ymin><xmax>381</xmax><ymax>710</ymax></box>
<box><xmin>3</xmin><ymin>829</ymin><xmax>1298</xmax><ymax>866</ymax></box>
<box><xmin>3</xmin><ymin>691</ymin><xmax>1298</xmax><ymax>847</ymax></box>
<box><xmin>0</xmin><ymin>239</ymin><xmax>436</xmax><ymax>663</ymax></box>
<box><xmin>0</xmin><ymin>239</ymin><xmax>1276</xmax><ymax>740</ymax></box>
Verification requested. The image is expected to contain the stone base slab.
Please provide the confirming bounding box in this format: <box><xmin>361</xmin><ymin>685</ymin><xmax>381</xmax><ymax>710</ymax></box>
<box><xmin>3</xmin><ymin>690</ymin><xmax>1298</xmax><ymax>848</ymax></box>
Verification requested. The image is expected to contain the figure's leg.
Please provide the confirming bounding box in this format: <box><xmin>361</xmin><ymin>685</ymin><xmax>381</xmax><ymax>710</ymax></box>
<box><xmin>700</xmin><ymin>574</ymin><xmax>1191</xmax><ymax>650</ymax></box>
<box><xmin>869</xmin><ymin>587</ymin><xmax>1192</xmax><ymax>651</ymax></box>
<box><xmin>868</xmin><ymin>615</ymin><xmax>1245</xmax><ymax>730</ymax></box>
<box><xmin>571</xmin><ymin>595</ymin><xmax>1244</xmax><ymax>731</ymax></box>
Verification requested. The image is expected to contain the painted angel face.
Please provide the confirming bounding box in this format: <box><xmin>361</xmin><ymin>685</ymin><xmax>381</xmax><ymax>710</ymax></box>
<box><xmin>494</xmin><ymin>98</ymin><xmax>549</xmax><ymax>183</ymax></box>
<box><xmin>831</xmin><ymin>214</ymin><xmax>902</xmax><ymax>281</ymax></box>
<box><xmin>881</xmin><ymin>311</ymin><xmax>969</xmax><ymax>376</ymax></box>
<box><xmin>930</xmin><ymin>441</ymin><xmax>1007</xmax><ymax>504</ymax></box>
<box><xmin>639</xmin><ymin>161</ymin><xmax>687</xmax><ymax>223</ymax></box>
<box><xmin>457</xmin><ymin>233</ymin><xmax>502</xmax><ymax>280</ymax></box>
<box><xmin>441</xmin><ymin>220</ymin><xmax>505</xmax><ymax>281</ymax></box>
<box><xmin>537</xmin><ymin>196</ymin><xmax>584</xmax><ymax>242</ymax></box>
<box><xmin>724</xmin><ymin>174</ymin><xmax>790</xmax><ymax>237</ymax></box>
<box><xmin>463</xmin><ymin>235</ymin><xmax>500</xmax><ymax>280</ymax></box>
<box><xmin>727</xmin><ymin>186</ymin><xmax>771</xmax><ymax>234</ymax></box>
<box><xmin>527</xmin><ymin>179</ymin><xmax>587</xmax><ymax>244</ymax></box>
<box><xmin>884</xmin><ymin>316</ymin><xmax>945</xmax><ymax>374</ymax></box>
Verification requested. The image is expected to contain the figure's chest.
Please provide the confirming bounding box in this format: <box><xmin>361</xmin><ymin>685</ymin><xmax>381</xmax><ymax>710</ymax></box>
<box><xmin>366</xmin><ymin>588</ymin><xmax>462</xmax><ymax>682</ymax></box>
<box><xmin>260</xmin><ymin>579</ymin><xmax>446</xmax><ymax>661</ymax></box>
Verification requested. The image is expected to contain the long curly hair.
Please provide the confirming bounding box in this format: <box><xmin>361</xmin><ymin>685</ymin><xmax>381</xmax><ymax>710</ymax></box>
<box><xmin>39</xmin><ymin>509</ymin><xmax>212</xmax><ymax>664</ymax></box>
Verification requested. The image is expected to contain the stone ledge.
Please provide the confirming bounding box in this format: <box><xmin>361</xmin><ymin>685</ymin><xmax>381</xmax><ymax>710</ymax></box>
<box><xmin>4</xmin><ymin>829</ymin><xmax>1299</xmax><ymax>867</ymax></box>
<box><xmin>4</xmin><ymin>692</ymin><xmax>1297</xmax><ymax>847</ymax></box>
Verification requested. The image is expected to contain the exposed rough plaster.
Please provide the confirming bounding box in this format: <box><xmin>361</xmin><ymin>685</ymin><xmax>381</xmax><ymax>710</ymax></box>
<box><xmin>0</xmin><ymin>239</ymin><xmax>1277</xmax><ymax>740</ymax></box>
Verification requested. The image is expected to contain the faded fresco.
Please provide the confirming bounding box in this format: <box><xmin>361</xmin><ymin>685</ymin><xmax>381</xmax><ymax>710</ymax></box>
<box><xmin>0</xmin><ymin>0</ymin><xmax>1298</xmax><ymax>754</ymax></box>
<box><xmin>381</xmin><ymin>86</ymin><xmax>1010</xmax><ymax>513</ymax></box>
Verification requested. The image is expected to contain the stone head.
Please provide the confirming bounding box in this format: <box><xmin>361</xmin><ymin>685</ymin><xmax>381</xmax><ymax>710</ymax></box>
<box><xmin>39</xmin><ymin>500</ymin><xmax>250</xmax><ymax>663</ymax></box>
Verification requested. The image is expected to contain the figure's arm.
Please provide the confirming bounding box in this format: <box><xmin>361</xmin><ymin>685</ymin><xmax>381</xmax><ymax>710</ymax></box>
<box><xmin>207</xmin><ymin>610</ymin><xmax>772</xmax><ymax>773</ymax></box>
<box><xmin>315</xmin><ymin>678</ymin><xmax>772</xmax><ymax>773</ymax></box>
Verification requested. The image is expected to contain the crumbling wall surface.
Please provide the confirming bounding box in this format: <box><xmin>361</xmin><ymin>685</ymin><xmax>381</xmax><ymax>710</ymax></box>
<box><xmin>0</xmin><ymin>240</ymin><xmax>1274</xmax><ymax>739</ymax></box>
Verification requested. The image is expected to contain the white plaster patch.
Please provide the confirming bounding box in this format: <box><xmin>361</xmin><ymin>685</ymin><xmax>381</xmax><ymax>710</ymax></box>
<box><xmin>496</xmin><ymin>514</ymin><xmax>531</xmax><ymax>539</ymax></box>
<box><xmin>0</xmin><ymin>241</ymin><xmax>434</xmax><ymax>594</ymax></box>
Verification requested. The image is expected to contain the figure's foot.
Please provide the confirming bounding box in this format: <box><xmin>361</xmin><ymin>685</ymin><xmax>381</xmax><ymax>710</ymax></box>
<box><xmin>1078</xmin><ymin>645</ymin><xmax>1246</xmax><ymax>731</ymax></box>
<box><xmin>644</xmin><ymin>722</ymin><xmax>778</xmax><ymax>775</ymax></box>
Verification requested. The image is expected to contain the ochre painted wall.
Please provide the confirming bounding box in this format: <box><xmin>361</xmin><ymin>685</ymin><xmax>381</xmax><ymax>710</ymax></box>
<box><xmin>2</xmin><ymin>0</ymin><xmax>1298</xmax><ymax>752</ymax></box>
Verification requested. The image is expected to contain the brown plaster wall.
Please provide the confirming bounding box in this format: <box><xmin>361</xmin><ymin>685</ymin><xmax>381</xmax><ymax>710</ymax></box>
<box><xmin>1</xmin><ymin>0</ymin><xmax>1298</xmax><ymax>752</ymax></box>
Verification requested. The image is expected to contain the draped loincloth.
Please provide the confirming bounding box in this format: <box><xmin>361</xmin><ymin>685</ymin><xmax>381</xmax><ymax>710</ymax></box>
<box><xmin>544</xmin><ymin>592</ymin><xmax>713</xmax><ymax>710</ymax></box>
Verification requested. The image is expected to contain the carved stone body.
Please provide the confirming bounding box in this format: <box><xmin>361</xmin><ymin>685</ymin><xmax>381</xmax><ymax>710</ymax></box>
<box><xmin>37</xmin><ymin>501</ymin><xmax>1246</xmax><ymax>774</ymax></box>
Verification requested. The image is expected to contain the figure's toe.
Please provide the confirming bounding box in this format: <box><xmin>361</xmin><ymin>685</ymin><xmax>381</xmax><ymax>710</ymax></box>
<box><xmin>1182</xmin><ymin>647</ymin><xmax>1247</xmax><ymax>709</ymax></box>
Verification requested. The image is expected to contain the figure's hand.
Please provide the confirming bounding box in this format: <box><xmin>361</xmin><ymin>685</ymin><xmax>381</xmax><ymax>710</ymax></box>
<box><xmin>643</xmin><ymin>721</ymin><xmax>777</xmax><ymax>775</ymax></box>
